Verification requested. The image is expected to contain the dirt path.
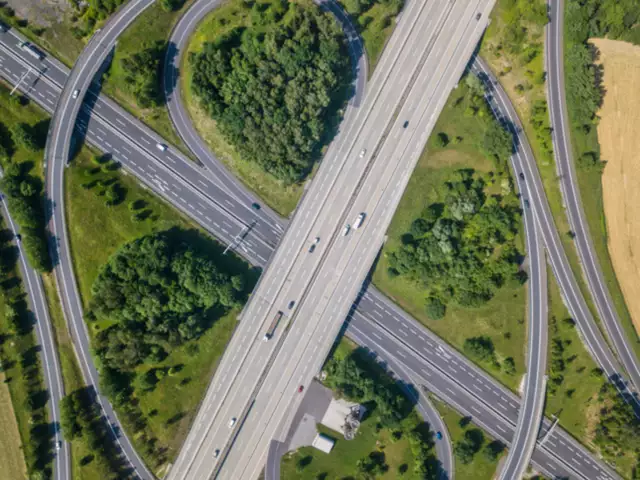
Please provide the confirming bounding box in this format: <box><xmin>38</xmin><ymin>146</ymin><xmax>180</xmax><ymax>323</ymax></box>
<box><xmin>593</xmin><ymin>38</ymin><xmax>640</xmax><ymax>334</ymax></box>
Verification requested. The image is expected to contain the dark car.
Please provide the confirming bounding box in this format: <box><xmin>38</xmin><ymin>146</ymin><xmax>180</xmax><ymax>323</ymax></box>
<box><xmin>519</xmin><ymin>172</ymin><xmax>525</xmax><ymax>181</ymax></box>
<box><xmin>251</xmin><ymin>202</ymin><xmax>261</xmax><ymax>210</ymax></box>
<box><xmin>476</xmin><ymin>13</ymin><xmax>482</xmax><ymax>20</ymax></box>
<box><xmin>15</xmin><ymin>233</ymin><xmax>21</xmax><ymax>241</ymax></box>
<box><xmin>288</xmin><ymin>300</ymin><xmax>295</xmax><ymax>309</ymax></box>
<box><xmin>524</xmin><ymin>199</ymin><xmax>530</xmax><ymax>208</ymax></box>
<box><xmin>436</xmin><ymin>431</ymin><xmax>442</xmax><ymax>440</ymax></box>
<box><xmin>403</xmin><ymin>120</ymin><xmax>409</xmax><ymax>128</ymax></box>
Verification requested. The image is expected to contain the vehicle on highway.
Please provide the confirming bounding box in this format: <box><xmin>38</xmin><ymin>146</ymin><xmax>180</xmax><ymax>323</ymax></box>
<box><xmin>519</xmin><ymin>172</ymin><xmax>525</xmax><ymax>181</ymax></box>
<box><xmin>359</xmin><ymin>148</ymin><xmax>366</xmax><ymax>158</ymax></box>
<box><xmin>15</xmin><ymin>233</ymin><xmax>21</xmax><ymax>242</ymax></box>
<box><xmin>72</xmin><ymin>89</ymin><xmax>79</xmax><ymax>100</ymax></box>
<box><xmin>0</xmin><ymin>22</ymin><xmax>7</xmax><ymax>33</ymax></box>
<box><xmin>19</xmin><ymin>42</ymin><xmax>44</xmax><ymax>61</ymax></box>
<box><xmin>263</xmin><ymin>311</ymin><xmax>284</xmax><ymax>341</ymax></box>
<box><xmin>436</xmin><ymin>431</ymin><xmax>442</xmax><ymax>440</ymax></box>
<box><xmin>524</xmin><ymin>199</ymin><xmax>530</xmax><ymax>208</ymax></box>
<box><xmin>228</xmin><ymin>417</ymin><xmax>236</xmax><ymax>428</ymax></box>
<box><xmin>214</xmin><ymin>449</ymin><xmax>220</xmax><ymax>458</ymax></box>
<box><xmin>288</xmin><ymin>300</ymin><xmax>295</xmax><ymax>310</ymax></box>
<box><xmin>56</xmin><ymin>441</ymin><xmax>62</xmax><ymax>450</ymax></box>
<box><xmin>298</xmin><ymin>385</ymin><xmax>304</xmax><ymax>393</ymax></box>
<box><xmin>353</xmin><ymin>212</ymin><xmax>366</xmax><ymax>229</ymax></box>
<box><xmin>342</xmin><ymin>224</ymin><xmax>351</xmax><ymax>236</ymax></box>
<box><xmin>403</xmin><ymin>120</ymin><xmax>409</xmax><ymax>128</ymax></box>
<box><xmin>156</xmin><ymin>143</ymin><xmax>167</xmax><ymax>152</ymax></box>
<box><xmin>308</xmin><ymin>237</ymin><xmax>320</xmax><ymax>253</ymax></box>
<box><xmin>476</xmin><ymin>12</ymin><xmax>482</xmax><ymax>20</ymax></box>
<box><xmin>251</xmin><ymin>202</ymin><xmax>261</xmax><ymax>210</ymax></box>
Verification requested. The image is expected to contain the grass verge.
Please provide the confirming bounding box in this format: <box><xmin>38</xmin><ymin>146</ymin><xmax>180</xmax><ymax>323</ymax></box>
<box><xmin>102</xmin><ymin>1</ymin><xmax>196</xmax><ymax>152</ymax></box>
<box><xmin>372</xmin><ymin>80</ymin><xmax>526</xmax><ymax>391</ymax></box>
<box><xmin>0</xmin><ymin>371</ymin><xmax>27</xmax><ymax>480</ymax></box>
<box><xmin>432</xmin><ymin>399</ymin><xmax>502</xmax><ymax>479</ymax></box>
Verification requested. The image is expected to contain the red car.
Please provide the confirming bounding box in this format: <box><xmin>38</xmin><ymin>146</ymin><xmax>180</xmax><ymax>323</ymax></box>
<box><xmin>298</xmin><ymin>385</ymin><xmax>304</xmax><ymax>393</ymax></box>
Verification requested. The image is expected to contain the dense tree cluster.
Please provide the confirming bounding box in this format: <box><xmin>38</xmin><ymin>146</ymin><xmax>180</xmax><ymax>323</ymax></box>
<box><xmin>0</xmin><ymin>163</ymin><xmax>51</xmax><ymax>272</ymax></box>
<box><xmin>324</xmin><ymin>347</ymin><xmax>439</xmax><ymax>478</ymax></box>
<box><xmin>120</xmin><ymin>41</ymin><xmax>164</xmax><ymax>109</ymax></box>
<box><xmin>387</xmin><ymin>170</ymin><xmax>523</xmax><ymax>317</ymax></box>
<box><xmin>90</xmin><ymin>231</ymin><xmax>247</xmax><ymax>372</ymax></box>
<box><xmin>190</xmin><ymin>0</ymin><xmax>350</xmax><ymax>183</ymax></box>
<box><xmin>70</xmin><ymin>0</ymin><xmax>126</xmax><ymax>38</ymax></box>
<box><xmin>594</xmin><ymin>382</ymin><xmax>640</xmax><ymax>457</ymax></box>
<box><xmin>454</xmin><ymin>428</ymin><xmax>484</xmax><ymax>464</ymax></box>
<box><xmin>60</xmin><ymin>387</ymin><xmax>132</xmax><ymax>477</ymax></box>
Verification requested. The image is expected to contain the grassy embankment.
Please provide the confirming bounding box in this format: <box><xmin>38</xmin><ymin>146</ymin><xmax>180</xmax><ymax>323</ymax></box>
<box><xmin>0</xmin><ymin>371</ymin><xmax>27</xmax><ymax>480</ymax></box>
<box><xmin>432</xmin><ymin>400</ymin><xmax>502</xmax><ymax>480</ymax></box>
<box><xmin>372</xmin><ymin>80</ymin><xmax>526</xmax><ymax>391</ymax></box>
<box><xmin>103</xmin><ymin>0</ymin><xmax>195</xmax><ymax>152</ymax></box>
<box><xmin>281</xmin><ymin>338</ymin><xmax>436</xmax><ymax>479</ymax></box>
<box><xmin>65</xmin><ymin>149</ymin><xmax>244</xmax><ymax>475</ymax></box>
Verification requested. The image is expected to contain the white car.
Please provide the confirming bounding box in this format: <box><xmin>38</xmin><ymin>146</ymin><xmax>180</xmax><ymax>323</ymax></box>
<box><xmin>228</xmin><ymin>417</ymin><xmax>236</xmax><ymax>428</ymax></box>
<box><xmin>156</xmin><ymin>143</ymin><xmax>167</xmax><ymax>152</ymax></box>
<box><xmin>342</xmin><ymin>224</ymin><xmax>351</xmax><ymax>236</ymax></box>
<box><xmin>56</xmin><ymin>441</ymin><xmax>62</xmax><ymax>451</ymax></box>
<box><xmin>72</xmin><ymin>89</ymin><xmax>79</xmax><ymax>99</ymax></box>
<box><xmin>359</xmin><ymin>148</ymin><xmax>366</xmax><ymax>158</ymax></box>
<box><xmin>354</xmin><ymin>213</ymin><xmax>366</xmax><ymax>229</ymax></box>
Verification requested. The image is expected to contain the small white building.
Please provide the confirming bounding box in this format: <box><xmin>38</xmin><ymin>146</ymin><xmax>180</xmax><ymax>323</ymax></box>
<box><xmin>312</xmin><ymin>433</ymin><xmax>335</xmax><ymax>454</ymax></box>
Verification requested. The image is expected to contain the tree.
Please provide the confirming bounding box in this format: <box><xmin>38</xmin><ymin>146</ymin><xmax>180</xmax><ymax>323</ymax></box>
<box><xmin>483</xmin><ymin>440</ymin><xmax>505</xmax><ymax>461</ymax></box>
<box><xmin>463</xmin><ymin>337</ymin><xmax>496</xmax><ymax>364</ymax></box>
<box><xmin>189</xmin><ymin>2</ymin><xmax>350</xmax><ymax>183</ymax></box>
<box><xmin>425</xmin><ymin>297</ymin><xmax>445</xmax><ymax>320</ymax></box>
<box><xmin>60</xmin><ymin>394</ymin><xmax>82</xmax><ymax>441</ymax></box>
<box><xmin>120</xmin><ymin>42</ymin><xmax>164</xmax><ymax>108</ymax></box>
<box><xmin>11</xmin><ymin>123</ymin><xmax>38</xmax><ymax>151</ymax></box>
<box><xmin>159</xmin><ymin>0</ymin><xmax>184</xmax><ymax>11</ymax></box>
<box><xmin>482</xmin><ymin>121</ymin><xmax>512</xmax><ymax>170</ymax></box>
<box><xmin>435</xmin><ymin>132</ymin><xmax>449</xmax><ymax>148</ymax></box>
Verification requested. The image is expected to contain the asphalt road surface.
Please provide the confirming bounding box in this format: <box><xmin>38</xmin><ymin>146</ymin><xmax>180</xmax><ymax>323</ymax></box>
<box><xmin>43</xmin><ymin>1</ymin><xmax>156</xmax><ymax>479</ymax></box>
<box><xmin>546</xmin><ymin>0</ymin><xmax>640</xmax><ymax>392</ymax></box>
<box><xmin>0</xmin><ymin>196</ymin><xmax>69</xmax><ymax>480</ymax></box>
<box><xmin>167</xmin><ymin>1</ymin><xmax>497</xmax><ymax>478</ymax></box>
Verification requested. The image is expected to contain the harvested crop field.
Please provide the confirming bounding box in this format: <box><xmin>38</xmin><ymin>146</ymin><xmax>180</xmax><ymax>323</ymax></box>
<box><xmin>593</xmin><ymin>38</ymin><xmax>640</xmax><ymax>334</ymax></box>
<box><xmin>0</xmin><ymin>373</ymin><xmax>27</xmax><ymax>480</ymax></box>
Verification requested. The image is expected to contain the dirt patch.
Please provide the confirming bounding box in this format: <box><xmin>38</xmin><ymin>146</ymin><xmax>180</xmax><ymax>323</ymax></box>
<box><xmin>3</xmin><ymin>0</ymin><xmax>69</xmax><ymax>27</ymax></box>
<box><xmin>0</xmin><ymin>372</ymin><xmax>27</xmax><ymax>480</ymax></box>
<box><xmin>593</xmin><ymin>38</ymin><xmax>640</xmax><ymax>335</ymax></box>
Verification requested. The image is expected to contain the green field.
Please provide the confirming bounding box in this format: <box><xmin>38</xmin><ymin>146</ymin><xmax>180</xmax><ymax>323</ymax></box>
<box><xmin>372</xmin><ymin>81</ymin><xmax>526</xmax><ymax>391</ymax></box>
<box><xmin>432</xmin><ymin>400</ymin><xmax>502</xmax><ymax>480</ymax></box>
<box><xmin>282</xmin><ymin>338</ymin><xmax>436</xmax><ymax>479</ymax></box>
<box><xmin>103</xmin><ymin>1</ymin><xmax>196</xmax><ymax>152</ymax></box>
<box><xmin>0</xmin><ymin>373</ymin><xmax>28</xmax><ymax>480</ymax></box>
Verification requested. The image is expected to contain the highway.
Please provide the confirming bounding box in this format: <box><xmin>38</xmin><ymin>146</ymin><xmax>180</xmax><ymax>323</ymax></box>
<box><xmin>471</xmin><ymin>59</ymin><xmax>549</xmax><ymax>480</ymax></box>
<box><xmin>0</xmin><ymin>3</ymin><xmax>624</xmax><ymax>479</ymax></box>
<box><xmin>0</xmin><ymin>197</ymin><xmax>69</xmax><ymax>480</ymax></box>
<box><xmin>546</xmin><ymin>0</ymin><xmax>640</xmax><ymax>391</ymax></box>
<box><xmin>43</xmin><ymin>1</ymin><xmax>156</xmax><ymax>479</ymax></box>
<box><xmin>168</xmin><ymin>1</ymin><xmax>497</xmax><ymax>478</ymax></box>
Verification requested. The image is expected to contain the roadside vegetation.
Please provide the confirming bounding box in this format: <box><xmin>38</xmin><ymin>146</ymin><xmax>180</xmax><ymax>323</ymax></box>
<box><xmin>282</xmin><ymin>338</ymin><xmax>439</xmax><ymax>479</ymax></box>
<box><xmin>0</xmin><ymin>83</ymin><xmax>51</xmax><ymax>273</ymax></box>
<box><xmin>103</xmin><ymin>0</ymin><xmax>193</xmax><ymax>150</ymax></box>
<box><xmin>184</xmin><ymin>0</ymin><xmax>352</xmax><ymax>216</ymax></box>
<box><xmin>562</xmin><ymin>0</ymin><xmax>640</xmax><ymax>357</ymax></box>
<box><xmin>544</xmin><ymin>269</ymin><xmax>640</xmax><ymax>478</ymax></box>
<box><xmin>0</xmin><ymin>368</ymin><xmax>27</xmax><ymax>480</ymax></box>
<box><xmin>0</xmin><ymin>216</ymin><xmax>52</xmax><ymax>479</ymax></box>
<box><xmin>432</xmin><ymin>399</ymin><xmax>503</xmax><ymax>479</ymax></box>
<box><xmin>373</xmin><ymin>75</ymin><xmax>527</xmax><ymax>391</ymax></box>
<box><xmin>337</xmin><ymin>0</ymin><xmax>405</xmax><ymax>73</ymax></box>
<box><xmin>65</xmin><ymin>150</ymin><xmax>257</xmax><ymax>475</ymax></box>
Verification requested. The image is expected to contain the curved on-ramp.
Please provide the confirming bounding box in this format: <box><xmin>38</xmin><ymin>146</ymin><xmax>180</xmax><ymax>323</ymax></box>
<box><xmin>43</xmin><ymin>1</ymin><xmax>156</xmax><ymax>478</ymax></box>
<box><xmin>546</xmin><ymin>0</ymin><xmax>640</xmax><ymax>392</ymax></box>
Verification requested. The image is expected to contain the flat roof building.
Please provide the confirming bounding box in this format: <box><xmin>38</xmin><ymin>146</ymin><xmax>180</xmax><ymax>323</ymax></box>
<box><xmin>312</xmin><ymin>433</ymin><xmax>335</xmax><ymax>454</ymax></box>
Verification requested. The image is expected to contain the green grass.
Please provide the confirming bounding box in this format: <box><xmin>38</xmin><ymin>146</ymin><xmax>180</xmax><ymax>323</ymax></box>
<box><xmin>372</xmin><ymin>81</ymin><xmax>526</xmax><ymax>391</ymax></box>
<box><xmin>544</xmin><ymin>267</ymin><xmax>636</xmax><ymax>479</ymax></box>
<box><xmin>0</xmin><ymin>371</ymin><xmax>27</xmax><ymax>480</ymax></box>
<box><xmin>182</xmin><ymin>0</ymin><xmax>305</xmax><ymax>217</ymax></box>
<box><xmin>65</xmin><ymin>147</ymin><xmax>248</xmax><ymax>474</ymax></box>
<box><xmin>337</xmin><ymin>0</ymin><xmax>403</xmax><ymax>74</ymax></box>
<box><xmin>432</xmin><ymin>399</ymin><xmax>502</xmax><ymax>480</ymax></box>
<box><xmin>103</xmin><ymin>1</ymin><xmax>196</xmax><ymax>152</ymax></box>
<box><xmin>281</xmin><ymin>338</ymin><xmax>431</xmax><ymax>479</ymax></box>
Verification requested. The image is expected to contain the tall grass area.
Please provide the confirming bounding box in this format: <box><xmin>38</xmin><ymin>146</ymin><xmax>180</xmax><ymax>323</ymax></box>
<box><xmin>282</xmin><ymin>338</ymin><xmax>438</xmax><ymax>479</ymax></box>
<box><xmin>0</xmin><ymin>370</ymin><xmax>27</xmax><ymax>480</ymax></box>
<box><xmin>432</xmin><ymin>399</ymin><xmax>502</xmax><ymax>479</ymax></box>
<box><xmin>545</xmin><ymin>267</ymin><xmax>638</xmax><ymax>478</ymax></box>
<box><xmin>103</xmin><ymin>1</ymin><xmax>196</xmax><ymax>151</ymax></box>
<box><xmin>373</xmin><ymin>80</ymin><xmax>526</xmax><ymax>391</ymax></box>
<box><xmin>65</xmin><ymin>149</ymin><xmax>249</xmax><ymax>475</ymax></box>
<box><xmin>561</xmin><ymin>0</ymin><xmax>640</xmax><ymax>361</ymax></box>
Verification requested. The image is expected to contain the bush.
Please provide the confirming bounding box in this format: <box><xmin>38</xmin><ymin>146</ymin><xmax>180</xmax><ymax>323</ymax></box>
<box><xmin>425</xmin><ymin>297</ymin><xmax>446</xmax><ymax>320</ymax></box>
<box><xmin>11</xmin><ymin>123</ymin><xmax>38</xmax><ymax>151</ymax></box>
<box><xmin>463</xmin><ymin>337</ymin><xmax>496</xmax><ymax>365</ymax></box>
<box><xmin>120</xmin><ymin>41</ymin><xmax>164</xmax><ymax>108</ymax></box>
